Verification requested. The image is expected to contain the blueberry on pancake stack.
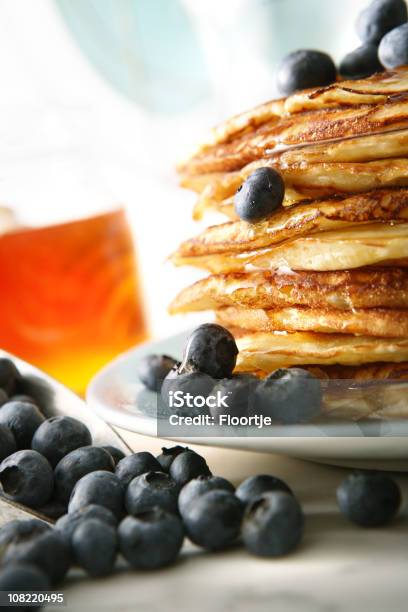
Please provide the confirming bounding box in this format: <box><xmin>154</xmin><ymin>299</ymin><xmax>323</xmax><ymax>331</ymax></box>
<box><xmin>169</xmin><ymin>68</ymin><xmax>408</xmax><ymax>419</ymax></box>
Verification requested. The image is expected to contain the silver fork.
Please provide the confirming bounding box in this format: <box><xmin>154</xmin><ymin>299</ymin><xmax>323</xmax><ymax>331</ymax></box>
<box><xmin>0</xmin><ymin>350</ymin><xmax>132</xmax><ymax>526</ymax></box>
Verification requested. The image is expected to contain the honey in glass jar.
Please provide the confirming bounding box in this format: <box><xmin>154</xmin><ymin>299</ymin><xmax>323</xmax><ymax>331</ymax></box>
<box><xmin>0</xmin><ymin>208</ymin><xmax>148</xmax><ymax>394</ymax></box>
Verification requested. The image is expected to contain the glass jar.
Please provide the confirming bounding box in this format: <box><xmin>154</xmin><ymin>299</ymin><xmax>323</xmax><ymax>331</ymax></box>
<box><xmin>0</xmin><ymin>99</ymin><xmax>149</xmax><ymax>395</ymax></box>
<box><xmin>0</xmin><ymin>206</ymin><xmax>147</xmax><ymax>394</ymax></box>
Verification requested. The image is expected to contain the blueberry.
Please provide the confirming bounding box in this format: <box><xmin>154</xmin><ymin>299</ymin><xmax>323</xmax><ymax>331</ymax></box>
<box><xmin>0</xmin><ymin>390</ymin><xmax>7</xmax><ymax>408</ymax></box>
<box><xmin>115</xmin><ymin>452</ymin><xmax>162</xmax><ymax>487</ymax></box>
<box><xmin>178</xmin><ymin>475</ymin><xmax>235</xmax><ymax>516</ymax></box>
<box><xmin>0</xmin><ymin>519</ymin><xmax>51</xmax><ymax>549</ymax></box>
<box><xmin>210</xmin><ymin>374</ymin><xmax>258</xmax><ymax>421</ymax></box>
<box><xmin>0</xmin><ymin>425</ymin><xmax>16</xmax><ymax>461</ymax></box>
<box><xmin>181</xmin><ymin>323</ymin><xmax>238</xmax><ymax>379</ymax></box>
<box><xmin>337</xmin><ymin>471</ymin><xmax>401</xmax><ymax>526</ymax></box>
<box><xmin>0</xmin><ymin>359</ymin><xmax>21</xmax><ymax>396</ymax></box>
<box><xmin>161</xmin><ymin>369</ymin><xmax>215</xmax><ymax>417</ymax></box>
<box><xmin>339</xmin><ymin>44</ymin><xmax>382</xmax><ymax>79</ymax></box>
<box><xmin>252</xmin><ymin>368</ymin><xmax>322</xmax><ymax>424</ymax></box>
<box><xmin>56</xmin><ymin>504</ymin><xmax>117</xmax><ymax>548</ymax></box>
<box><xmin>234</xmin><ymin>167</ymin><xmax>285</xmax><ymax>223</ymax></box>
<box><xmin>169</xmin><ymin>450</ymin><xmax>212</xmax><ymax>487</ymax></box>
<box><xmin>118</xmin><ymin>508</ymin><xmax>184</xmax><ymax>569</ymax></box>
<box><xmin>242</xmin><ymin>491</ymin><xmax>303</xmax><ymax>557</ymax></box>
<box><xmin>54</xmin><ymin>446</ymin><xmax>115</xmax><ymax>503</ymax></box>
<box><xmin>101</xmin><ymin>445</ymin><xmax>126</xmax><ymax>466</ymax></box>
<box><xmin>72</xmin><ymin>518</ymin><xmax>117</xmax><ymax>577</ymax></box>
<box><xmin>357</xmin><ymin>0</ymin><xmax>407</xmax><ymax>44</ymax></box>
<box><xmin>276</xmin><ymin>49</ymin><xmax>337</xmax><ymax>96</ymax></box>
<box><xmin>137</xmin><ymin>354</ymin><xmax>178</xmax><ymax>392</ymax></box>
<box><xmin>0</xmin><ymin>450</ymin><xmax>53</xmax><ymax>508</ymax></box>
<box><xmin>31</xmin><ymin>416</ymin><xmax>92</xmax><ymax>467</ymax></box>
<box><xmin>126</xmin><ymin>471</ymin><xmax>180</xmax><ymax>515</ymax></box>
<box><xmin>68</xmin><ymin>470</ymin><xmax>124</xmax><ymax>520</ymax></box>
<box><xmin>8</xmin><ymin>394</ymin><xmax>36</xmax><ymax>404</ymax></box>
<box><xmin>156</xmin><ymin>445</ymin><xmax>187</xmax><ymax>472</ymax></box>
<box><xmin>0</xmin><ymin>564</ymin><xmax>50</xmax><ymax>610</ymax></box>
<box><xmin>182</xmin><ymin>490</ymin><xmax>243</xmax><ymax>551</ymax></box>
<box><xmin>1</xmin><ymin>528</ymin><xmax>70</xmax><ymax>585</ymax></box>
<box><xmin>0</xmin><ymin>401</ymin><xmax>45</xmax><ymax>449</ymax></box>
<box><xmin>236</xmin><ymin>474</ymin><xmax>292</xmax><ymax>505</ymax></box>
<box><xmin>379</xmin><ymin>22</ymin><xmax>408</xmax><ymax>67</ymax></box>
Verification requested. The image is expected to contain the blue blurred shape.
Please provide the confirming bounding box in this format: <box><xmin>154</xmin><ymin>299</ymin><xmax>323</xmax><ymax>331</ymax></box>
<box><xmin>55</xmin><ymin>0</ymin><xmax>210</xmax><ymax>114</ymax></box>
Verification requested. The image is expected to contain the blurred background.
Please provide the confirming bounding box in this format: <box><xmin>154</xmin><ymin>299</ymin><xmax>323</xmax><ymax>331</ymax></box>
<box><xmin>0</xmin><ymin>0</ymin><xmax>367</xmax><ymax>393</ymax></box>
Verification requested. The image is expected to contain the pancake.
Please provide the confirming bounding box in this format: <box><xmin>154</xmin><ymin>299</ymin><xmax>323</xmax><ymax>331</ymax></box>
<box><xmin>279</xmin><ymin>128</ymin><xmax>408</xmax><ymax>165</ymax></box>
<box><xmin>305</xmin><ymin>362</ymin><xmax>408</xmax><ymax>381</ymax></box>
<box><xmin>172</xmin><ymin>223</ymin><xmax>408</xmax><ymax>273</ymax></box>
<box><xmin>173</xmin><ymin>68</ymin><xmax>408</xmax><ymax>413</ymax></box>
<box><xmin>215</xmin><ymin>305</ymin><xmax>408</xmax><ymax>338</ymax></box>
<box><xmin>182</xmin><ymin>100</ymin><xmax>408</xmax><ymax>175</ymax></box>
<box><xmin>189</xmin><ymin>158</ymin><xmax>408</xmax><ymax>219</ymax></box>
<box><xmin>189</xmin><ymin>68</ymin><xmax>408</xmax><ymax>155</ymax></box>
<box><xmin>225</xmin><ymin>340</ymin><xmax>408</xmax><ymax>420</ymax></box>
<box><xmin>314</xmin><ymin>362</ymin><xmax>408</xmax><ymax>421</ymax></box>
<box><xmin>307</xmin><ymin>363</ymin><xmax>408</xmax><ymax>421</ymax></box>
<box><xmin>235</xmin><ymin>331</ymin><xmax>408</xmax><ymax>371</ymax></box>
<box><xmin>175</xmin><ymin>189</ymin><xmax>408</xmax><ymax>258</ymax></box>
<box><xmin>320</xmin><ymin>390</ymin><xmax>408</xmax><ymax>421</ymax></box>
<box><xmin>169</xmin><ymin>269</ymin><xmax>408</xmax><ymax>313</ymax></box>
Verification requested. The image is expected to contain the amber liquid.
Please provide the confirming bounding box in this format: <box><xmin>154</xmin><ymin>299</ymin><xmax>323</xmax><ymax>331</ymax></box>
<box><xmin>0</xmin><ymin>209</ymin><xmax>148</xmax><ymax>394</ymax></box>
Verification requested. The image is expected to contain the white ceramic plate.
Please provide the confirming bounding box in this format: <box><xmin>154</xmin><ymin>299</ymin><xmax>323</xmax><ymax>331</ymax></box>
<box><xmin>87</xmin><ymin>331</ymin><xmax>408</xmax><ymax>471</ymax></box>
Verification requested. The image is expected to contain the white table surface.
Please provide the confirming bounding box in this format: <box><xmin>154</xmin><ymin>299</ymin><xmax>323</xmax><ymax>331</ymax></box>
<box><xmin>47</xmin><ymin>429</ymin><xmax>408</xmax><ymax>612</ymax></box>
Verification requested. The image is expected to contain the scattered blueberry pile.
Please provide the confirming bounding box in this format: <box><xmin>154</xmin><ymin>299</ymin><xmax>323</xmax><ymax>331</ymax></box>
<box><xmin>139</xmin><ymin>324</ymin><xmax>323</xmax><ymax>424</ymax></box>
<box><xmin>0</xmin><ymin>357</ymin><xmax>403</xmax><ymax>594</ymax></box>
<box><xmin>277</xmin><ymin>0</ymin><xmax>408</xmax><ymax>95</ymax></box>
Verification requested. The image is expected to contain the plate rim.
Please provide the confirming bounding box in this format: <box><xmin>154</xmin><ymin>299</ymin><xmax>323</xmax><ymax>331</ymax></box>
<box><xmin>86</xmin><ymin>330</ymin><xmax>408</xmax><ymax>463</ymax></box>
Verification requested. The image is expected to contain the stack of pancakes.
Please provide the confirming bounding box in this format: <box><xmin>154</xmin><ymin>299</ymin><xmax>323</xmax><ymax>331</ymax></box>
<box><xmin>169</xmin><ymin>68</ymin><xmax>408</xmax><ymax>419</ymax></box>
